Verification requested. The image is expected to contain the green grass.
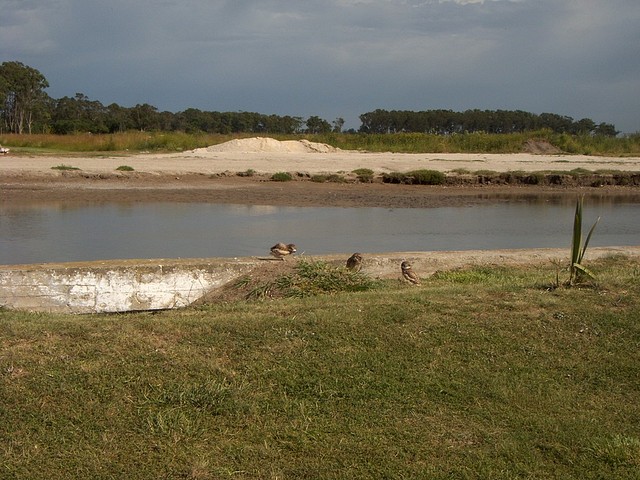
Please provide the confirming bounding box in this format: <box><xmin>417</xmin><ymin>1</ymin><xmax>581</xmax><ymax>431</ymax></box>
<box><xmin>1</xmin><ymin>256</ymin><xmax>639</xmax><ymax>478</ymax></box>
<box><xmin>308</xmin><ymin>130</ymin><xmax>640</xmax><ymax>156</ymax></box>
<box><xmin>2</xmin><ymin>130</ymin><xmax>640</xmax><ymax>156</ymax></box>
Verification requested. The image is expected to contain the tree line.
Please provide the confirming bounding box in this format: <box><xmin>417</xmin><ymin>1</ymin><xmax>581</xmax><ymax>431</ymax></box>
<box><xmin>1</xmin><ymin>61</ymin><xmax>618</xmax><ymax>136</ymax></box>
<box><xmin>359</xmin><ymin>109</ymin><xmax>618</xmax><ymax>136</ymax></box>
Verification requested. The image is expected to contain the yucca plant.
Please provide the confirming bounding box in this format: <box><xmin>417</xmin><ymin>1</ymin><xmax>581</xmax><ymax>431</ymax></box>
<box><xmin>568</xmin><ymin>195</ymin><xmax>600</xmax><ymax>285</ymax></box>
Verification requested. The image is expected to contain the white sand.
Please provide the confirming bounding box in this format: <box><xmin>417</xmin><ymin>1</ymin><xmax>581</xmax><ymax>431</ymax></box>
<box><xmin>3</xmin><ymin>137</ymin><xmax>640</xmax><ymax>176</ymax></box>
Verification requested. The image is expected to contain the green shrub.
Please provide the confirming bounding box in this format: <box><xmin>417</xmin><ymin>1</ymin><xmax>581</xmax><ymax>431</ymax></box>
<box><xmin>326</xmin><ymin>174</ymin><xmax>346</xmax><ymax>183</ymax></box>
<box><xmin>406</xmin><ymin>169</ymin><xmax>446</xmax><ymax>185</ymax></box>
<box><xmin>311</xmin><ymin>175</ymin><xmax>328</xmax><ymax>183</ymax></box>
<box><xmin>381</xmin><ymin>172</ymin><xmax>409</xmax><ymax>184</ymax></box>
<box><xmin>237</xmin><ymin>169</ymin><xmax>256</xmax><ymax>177</ymax></box>
<box><xmin>352</xmin><ymin>168</ymin><xmax>375</xmax><ymax>182</ymax></box>
<box><xmin>271</xmin><ymin>172</ymin><xmax>293</xmax><ymax>182</ymax></box>
<box><xmin>115</xmin><ymin>165</ymin><xmax>134</xmax><ymax>171</ymax></box>
<box><xmin>523</xmin><ymin>172</ymin><xmax>545</xmax><ymax>185</ymax></box>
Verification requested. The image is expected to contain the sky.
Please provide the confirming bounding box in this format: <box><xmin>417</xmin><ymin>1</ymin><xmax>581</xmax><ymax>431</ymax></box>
<box><xmin>2</xmin><ymin>0</ymin><xmax>639</xmax><ymax>133</ymax></box>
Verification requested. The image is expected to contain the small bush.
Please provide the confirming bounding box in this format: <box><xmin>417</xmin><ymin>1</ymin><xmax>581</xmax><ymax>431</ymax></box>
<box><xmin>352</xmin><ymin>168</ymin><xmax>374</xmax><ymax>176</ymax></box>
<box><xmin>523</xmin><ymin>172</ymin><xmax>545</xmax><ymax>185</ymax></box>
<box><xmin>115</xmin><ymin>165</ymin><xmax>134</xmax><ymax>171</ymax></box>
<box><xmin>51</xmin><ymin>164</ymin><xmax>80</xmax><ymax>171</ymax></box>
<box><xmin>271</xmin><ymin>172</ymin><xmax>293</xmax><ymax>182</ymax></box>
<box><xmin>311</xmin><ymin>175</ymin><xmax>328</xmax><ymax>183</ymax></box>
<box><xmin>406</xmin><ymin>169</ymin><xmax>446</xmax><ymax>185</ymax></box>
<box><xmin>326</xmin><ymin>174</ymin><xmax>346</xmax><ymax>183</ymax></box>
<box><xmin>382</xmin><ymin>172</ymin><xmax>409</xmax><ymax>184</ymax></box>
<box><xmin>352</xmin><ymin>168</ymin><xmax>375</xmax><ymax>183</ymax></box>
<box><xmin>237</xmin><ymin>169</ymin><xmax>256</xmax><ymax>177</ymax></box>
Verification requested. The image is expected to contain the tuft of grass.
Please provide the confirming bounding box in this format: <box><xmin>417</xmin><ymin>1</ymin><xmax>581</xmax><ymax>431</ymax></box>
<box><xmin>310</xmin><ymin>174</ymin><xmax>328</xmax><ymax>183</ymax></box>
<box><xmin>352</xmin><ymin>168</ymin><xmax>375</xmax><ymax>183</ymax></box>
<box><xmin>271</xmin><ymin>172</ymin><xmax>293</xmax><ymax>182</ymax></box>
<box><xmin>115</xmin><ymin>165</ymin><xmax>134</xmax><ymax>171</ymax></box>
<box><xmin>406</xmin><ymin>169</ymin><xmax>446</xmax><ymax>185</ymax></box>
<box><xmin>242</xmin><ymin>259</ymin><xmax>379</xmax><ymax>300</ymax></box>
<box><xmin>382</xmin><ymin>169</ymin><xmax>446</xmax><ymax>185</ymax></box>
<box><xmin>236</xmin><ymin>168</ymin><xmax>256</xmax><ymax>177</ymax></box>
<box><xmin>51</xmin><ymin>164</ymin><xmax>80</xmax><ymax>170</ymax></box>
<box><xmin>326</xmin><ymin>173</ymin><xmax>346</xmax><ymax>183</ymax></box>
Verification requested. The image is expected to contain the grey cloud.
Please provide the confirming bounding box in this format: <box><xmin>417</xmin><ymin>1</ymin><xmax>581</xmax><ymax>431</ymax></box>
<box><xmin>1</xmin><ymin>0</ymin><xmax>639</xmax><ymax>132</ymax></box>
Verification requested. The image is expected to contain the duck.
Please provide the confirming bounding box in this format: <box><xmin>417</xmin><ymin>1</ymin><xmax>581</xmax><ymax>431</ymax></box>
<box><xmin>270</xmin><ymin>242</ymin><xmax>297</xmax><ymax>260</ymax></box>
<box><xmin>401</xmin><ymin>260</ymin><xmax>420</xmax><ymax>285</ymax></box>
<box><xmin>346</xmin><ymin>253</ymin><xmax>364</xmax><ymax>272</ymax></box>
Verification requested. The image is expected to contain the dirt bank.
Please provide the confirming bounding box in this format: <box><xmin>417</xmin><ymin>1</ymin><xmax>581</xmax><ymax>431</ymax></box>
<box><xmin>2</xmin><ymin>147</ymin><xmax>640</xmax><ymax>207</ymax></box>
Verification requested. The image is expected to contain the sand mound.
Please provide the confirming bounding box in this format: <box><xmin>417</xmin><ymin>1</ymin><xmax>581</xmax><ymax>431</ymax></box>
<box><xmin>196</xmin><ymin>137</ymin><xmax>340</xmax><ymax>154</ymax></box>
<box><xmin>522</xmin><ymin>139</ymin><xmax>562</xmax><ymax>154</ymax></box>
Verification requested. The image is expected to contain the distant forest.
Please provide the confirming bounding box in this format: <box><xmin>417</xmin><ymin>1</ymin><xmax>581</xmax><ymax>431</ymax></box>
<box><xmin>1</xmin><ymin>60</ymin><xmax>619</xmax><ymax>137</ymax></box>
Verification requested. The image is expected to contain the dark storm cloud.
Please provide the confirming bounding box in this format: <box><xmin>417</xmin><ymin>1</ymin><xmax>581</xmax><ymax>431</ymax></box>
<box><xmin>1</xmin><ymin>0</ymin><xmax>639</xmax><ymax>132</ymax></box>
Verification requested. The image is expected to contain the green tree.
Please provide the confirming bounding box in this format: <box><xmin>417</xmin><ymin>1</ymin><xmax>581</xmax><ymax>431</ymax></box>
<box><xmin>0</xmin><ymin>61</ymin><xmax>50</xmax><ymax>134</ymax></box>
<box><xmin>593</xmin><ymin>122</ymin><xmax>618</xmax><ymax>137</ymax></box>
<box><xmin>130</xmin><ymin>103</ymin><xmax>160</xmax><ymax>131</ymax></box>
<box><xmin>306</xmin><ymin>115</ymin><xmax>332</xmax><ymax>134</ymax></box>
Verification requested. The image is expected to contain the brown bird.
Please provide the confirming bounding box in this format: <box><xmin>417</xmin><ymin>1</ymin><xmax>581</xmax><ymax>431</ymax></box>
<box><xmin>270</xmin><ymin>242</ymin><xmax>297</xmax><ymax>260</ymax></box>
<box><xmin>346</xmin><ymin>253</ymin><xmax>364</xmax><ymax>272</ymax></box>
<box><xmin>401</xmin><ymin>261</ymin><xmax>420</xmax><ymax>285</ymax></box>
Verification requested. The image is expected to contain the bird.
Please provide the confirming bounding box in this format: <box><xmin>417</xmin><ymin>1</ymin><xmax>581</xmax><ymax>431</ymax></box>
<box><xmin>401</xmin><ymin>261</ymin><xmax>420</xmax><ymax>285</ymax></box>
<box><xmin>346</xmin><ymin>253</ymin><xmax>364</xmax><ymax>272</ymax></box>
<box><xmin>270</xmin><ymin>242</ymin><xmax>297</xmax><ymax>260</ymax></box>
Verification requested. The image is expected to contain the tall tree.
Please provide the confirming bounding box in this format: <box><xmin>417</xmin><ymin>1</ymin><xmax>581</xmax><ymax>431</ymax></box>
<box><xmin>305</xmin><ymin>116</ymin><xmax>332</xmax><ymax>134</ymax></box>
<box><xmin>0</xmin><ymin>61</ymin><xmax>49</xmax><ymax>134</ymax></box>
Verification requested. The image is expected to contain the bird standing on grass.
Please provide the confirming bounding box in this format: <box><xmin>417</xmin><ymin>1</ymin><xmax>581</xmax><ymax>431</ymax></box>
<box><xmin>270</xmin><ymin>243</ymin><xmax>297</xmax><ymax>260</ymax></box>
<box><xmin>346</xmin><ymin>253</ymin><xmax>364</xmax><ymax>272</ymax></box>
<box><xmin>401</xmin><ymin>261</ymin><xmax>420</xmax><ymax>285</ymax></box>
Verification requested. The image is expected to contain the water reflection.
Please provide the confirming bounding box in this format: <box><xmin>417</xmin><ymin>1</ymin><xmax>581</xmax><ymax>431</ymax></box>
<box><xmin>1</xmin><ymin>194</ymin><xmax>639</xmax><ymax>265</ymax></box>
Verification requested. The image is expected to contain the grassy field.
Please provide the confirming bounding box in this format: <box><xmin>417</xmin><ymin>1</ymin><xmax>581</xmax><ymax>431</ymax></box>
<box><xmin>1</xmin><ymin>256</ymin><xmax>639</xmax><ymax>479</ymax></box>
<box><xmin>2</xmin><ymin>130</ymin><xmax>640</xmax><ymax>156</ymax></box>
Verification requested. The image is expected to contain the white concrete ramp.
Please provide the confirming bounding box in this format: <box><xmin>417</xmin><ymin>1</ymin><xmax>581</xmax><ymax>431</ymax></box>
<box><xmin>0</xmin><ymin>258</ymin><xmax>256</xmax><ymax>314</ymax></box>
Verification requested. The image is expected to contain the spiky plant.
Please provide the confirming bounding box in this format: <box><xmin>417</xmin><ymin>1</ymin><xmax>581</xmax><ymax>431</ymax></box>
<box><xmin>568</xmin><ymin>195</ymin><xmax>600</xmax><ymax>285</ymax></box>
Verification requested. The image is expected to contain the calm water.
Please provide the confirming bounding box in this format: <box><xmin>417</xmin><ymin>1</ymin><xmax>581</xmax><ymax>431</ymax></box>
<box><xmin>1</xmin><ymin>195</ymin><xmax>639</xmax><ymax>265</ymax></box>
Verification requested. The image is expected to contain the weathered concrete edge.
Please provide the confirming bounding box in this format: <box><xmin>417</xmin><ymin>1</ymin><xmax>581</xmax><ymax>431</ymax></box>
<box><xmin>1</xmin><ymin>247</ymin><xmax>638</xmax><ymax>314</ymax></box>
<box><xmin>0</xmin><ymin>257</ymin><xmax>256</xmax><ymax>314</ymax></box>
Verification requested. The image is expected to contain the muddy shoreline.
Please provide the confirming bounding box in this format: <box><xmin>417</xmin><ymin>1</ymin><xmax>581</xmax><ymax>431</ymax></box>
<box><xmin>2</xmin><ymin>171</ymin><xmax>640</xmax><ymax>208</ymax></box>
